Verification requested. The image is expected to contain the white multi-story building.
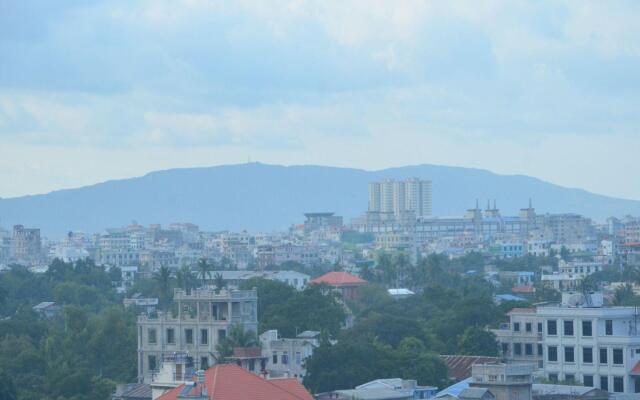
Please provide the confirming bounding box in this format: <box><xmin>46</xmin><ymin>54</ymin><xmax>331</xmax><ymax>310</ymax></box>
<box><xmin>368</xmin><ymin>178</ymin><xmax>432</xmax><ymax>218</ymax></box>
<box><xmin>494</xmin><ymin>292</ymin><xmax>640</xmax><ymax>394</ymax></box>
<box><xmin>137</xmin><ymin>287</ymin><xmax>258</xmax><ymax>383</ymax></box>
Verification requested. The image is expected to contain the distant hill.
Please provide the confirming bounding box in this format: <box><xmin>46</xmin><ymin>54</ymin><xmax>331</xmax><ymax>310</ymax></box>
<box><xmin>1</xmin><ymin>162</ymin><xmax>639</xmax><ymax>238</ymax></box>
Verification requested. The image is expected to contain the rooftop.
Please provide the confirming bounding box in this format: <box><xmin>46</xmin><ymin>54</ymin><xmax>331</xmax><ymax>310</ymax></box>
<box><xmin>310</xmin><ymin>271</ymin><xmax>367</xmax><ymax>287</ymax></box>
<box><xmin>157</xmin><ymin>364</ymin><xmax>313</xmax><ymax>400</ymax></box>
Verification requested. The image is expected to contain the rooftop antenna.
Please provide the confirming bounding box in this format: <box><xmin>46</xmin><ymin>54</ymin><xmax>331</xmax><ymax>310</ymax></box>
<box><xmin>493</xmin><ymin>199</ymin><xmax>497</xmax><ymax>210</ymax></box>
<box><xmin>486</xmin><ymin>199</ymin><xmax>490</xmax><ymax>210</ymax></box>
<box><xmin>475</xmin><ymin>199</ymin><xmax>479</xmax><ymax>209</ymax></box>
<box><xmin>529</xmin><ymin>198</ymin><xmax>533</xmax><ymax>209</ymax></box>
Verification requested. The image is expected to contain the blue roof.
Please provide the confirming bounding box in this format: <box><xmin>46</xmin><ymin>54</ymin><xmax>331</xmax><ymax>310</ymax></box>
<box><xmin>435</xmin><ymin>378</ymin><xmax>471</xmax><ymax>398</ymax></box>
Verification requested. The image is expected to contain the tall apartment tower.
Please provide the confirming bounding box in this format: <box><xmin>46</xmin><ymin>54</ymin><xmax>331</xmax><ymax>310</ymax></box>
<box><xmin>368</xmin><ymin>178</ymin><xmax>432</xmax><ymax>218</ymax></box>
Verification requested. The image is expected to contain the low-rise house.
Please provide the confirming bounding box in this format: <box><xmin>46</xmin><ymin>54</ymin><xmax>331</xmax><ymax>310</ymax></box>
<box><xmin>310</xmin><ymin>271</ymin><xmax>368</xmax><ymax>301</ymax></box>
<box><xmin>318</xmin><ymin>378</ymin><xmax>437</xmax><ymax>400</ymax></box>
<box><xmin>124</xmin><ymin>294</ymin><xmax>159</xmax><ymax>314</ymax></box>
<box><xmin>439</xmin><ymin>356</ymin><xmax>500</xmax><ymax>382</ymax></box>
<box><xmin>259</xmin><ymin>329</ymin><xmax>321</xmax><ymax>380</ymax></box>
<box><xmin>211</xmin><ymin>270</ymin><xmax>310</xmax><ymax>291</ymax></box>
<box><xmin>436</xmin><ymin>363</ymin><xmax>534</xmax><ymax>400</ymax></box>
<box><xmin>227</xmin><ymin>346</ymin><xmax>267</xmax><ymax>376</ymax></box>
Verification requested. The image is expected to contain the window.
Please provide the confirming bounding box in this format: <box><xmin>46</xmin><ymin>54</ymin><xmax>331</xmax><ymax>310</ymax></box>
<box><xmin>185</xmin><ymin>329</ymin><xmax>193</xmax><ymax>345</ymax></box>
<box><xmin>614</xmin><ymin>376</ymin><xmax>624</xmax><ymax>393</ymax></box>
<box><xmin>537</xmin><ymin>344</ymin><xmax>543</xmax><ymax>356</ymax></box>
<box><xmin>200</xmin><ymin>329</ymin><xmax>208</xmax><ymax>345</ymax></box>
<box><xmin>548</xmin><ymin>320</ymin><xmax>557</xmax><ymax>335</ymax></box>
<box><xmin>525</xmin><ymin>344</ymin><xmax>533</xmax><ymax>356</ymax></box>
<box><xmin>282</xmin><ymin>352</ymin><xmax>289</xmax><ymax>365</ymax></box>
<box><xmin>537</xmin><ymin>322</ymin><xmax>543</xmax><ymax>333</ymax></box>
<box><xmin>166</xmin><ymin>328</ymin><xmax>175</xmax><ymax>345</ymax></box>
<box><xmin>514</xmin><ymin>343</ymin><xmax>522</xmax><ymax>355</ymax></box>
<box><xmin>600</xmin><ymin>348</ymin><xmax>608</xmax><ymax>364</ymax></box>
<box><xmin>526</xmin><ymin>322</ymin><xmax>532</xmax><ymax>332</ymax></box>
<box><xmin>582</xmin><ymin>320</ymin><xmax>592</xmax><ymax>337</ymax></box>
<box><xmin>635</xmin><ymin>376</ymin><xmax>640</xmax><ymax>393</ymax></box>
<box><xmin>514</xmin><ymin>322</ymin><xmax>520</xmax><ymax>332</ymax></box>
<box><xmin>549</xmin><ymin>373</ymin><xmax>558</xmax><ymax>383</ymax></box>
<box><xmin>600</xmin><ymin>376</ymin><xmax>608</xmax><ymax>391</ymax></box>
<box><xmin>148</xmin><ymin>328</ymin><xmax>157</xmax><ymax>345</ymax></box>
<box><xmin>502</xmin><ymin>343</ymin><xmax>509</xmax><ymax>355</ymax></box>
<box><xmin>565</xmin><ymin>374</ymin><xmax>575</xmax><ymax>383</ymax></box>
<box><xmin>201</xmin><ymin>357</ymin><xmax>209</xmax><ymax>370</ymax></box>
<box><xmin>218</xmin><ymin>329</ymin><xmax>226</xmax><ymax>342</ymax></box>
<box><xmin>249</xmin><ymin>359</ymin><xmax>255</xmax><ymax>371</ymax></box>
<box><xmin>295</xmin><ymin>352</ymin><xmax>302</xmax><ymax>365</ymax></box>
<box><xmin>606</xmin><ymin>320</ymin><xmax>613</xmax><ymax>335</ymax></box>
<box><xmin>583</xmin><ymin>347</ymin><xmax>593</xmax><ymax>364</ymax></box>
<box><xmin>564</xmin><ymin>320</ymin><xmax>574</xmax><ymax>336</ymax></box>
<box><xmin>584</xmin><ymin>375</ymin><xmax>593</xmax><ymax>387</ymax></box>
<box><xmin>613</xmin><ymin>348</ymin><xmax>623</xmax><ymax>365</ymax></box>
<box><xmin>548</xmin><ymin>346</ymin><xmax>558</xmax><ymax>362</ymax></box>
<box><xmin>564</xmin><ymin>346</ymin><xmax>575</xmax><ymax>363</ymax></box>
<box><xmin>272</xmin><ymin>352</ymin><xmax>278</xmax><ymax>364</ymax></box>
<box><xmin>148</xmin><ymin>355</ymin><xmax>157</xmax><ymax>371</ymax></box>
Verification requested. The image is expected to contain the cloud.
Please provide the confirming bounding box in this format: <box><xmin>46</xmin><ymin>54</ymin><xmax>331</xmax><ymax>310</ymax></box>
<box><xmin>0</xmin><ymin>0</ymin><xmax>639</xmax><ymax>200</ymax></box>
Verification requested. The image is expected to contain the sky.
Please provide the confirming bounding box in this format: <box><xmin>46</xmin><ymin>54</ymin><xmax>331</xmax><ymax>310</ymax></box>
<box><xmin>0</xmin><ymin>0</ymin><xmax>639</xmax><ymax>200</ymax></box>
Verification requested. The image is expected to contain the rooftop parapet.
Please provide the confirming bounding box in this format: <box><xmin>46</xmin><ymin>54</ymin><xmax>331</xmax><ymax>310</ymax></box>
<box><xmin>173</xmin><ymin>287</ymin><xmax>257</xmax><ymax>301</ymax></box>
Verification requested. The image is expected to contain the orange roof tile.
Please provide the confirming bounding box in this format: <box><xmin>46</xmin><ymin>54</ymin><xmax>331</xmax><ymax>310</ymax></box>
<box><xmin>310</xmin><ymin>271</ymin><xmax>367</xmax><ymax>287</ymax></box>
<box><xmin>157</xmin><ymin>364</ymin><xmax>313</xmax><ymax>400</ymax></box>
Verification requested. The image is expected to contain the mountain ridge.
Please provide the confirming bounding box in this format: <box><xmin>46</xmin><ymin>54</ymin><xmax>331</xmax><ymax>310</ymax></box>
<box><xmin>1</xmin><ymin>162</ymin><xmax>638</xmax><ymax>238</ymax></box>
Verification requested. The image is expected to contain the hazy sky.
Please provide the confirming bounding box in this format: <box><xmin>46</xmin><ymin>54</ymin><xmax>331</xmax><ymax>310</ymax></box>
<box><xmin>1</xmin><ymin>1</ymin><xmax>639</xmax><ymax>199</ymax></box>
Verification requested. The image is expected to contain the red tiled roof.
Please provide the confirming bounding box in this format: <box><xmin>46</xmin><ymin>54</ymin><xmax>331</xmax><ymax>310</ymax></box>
<box><xmin>271</xmin><ymin>378</ymin><xmax>314</xmax><ymax>399</ymax></box>
<box><xmin>440</xmin><ymin>355</ymin><xmax>500</xmax><ymax>381</ymax></box>
<box><xmin>310</xmin><ymin>271</ymin><xmax>367</xmax><ymax>287</ymax></box>
<box><xmin>157</xmin><ymin>364</ymin><xmax>313</xmax><ymax>400</ymax></box>
<box><xmin>632</xmin><ymin>362</ymin><xmax>640</xmax><ymax>375</ymax></box>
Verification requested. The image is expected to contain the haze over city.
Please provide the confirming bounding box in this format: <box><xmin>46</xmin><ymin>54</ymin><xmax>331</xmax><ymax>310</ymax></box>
<box><xmin>1</xmin><ymin>1</ymin><xmax>640</xmax><ymax>199</ymax></box>
<box><xmin>3</xmin><ymin>2</ymin><xmax>640</xmax><ymax>400</ymax></box>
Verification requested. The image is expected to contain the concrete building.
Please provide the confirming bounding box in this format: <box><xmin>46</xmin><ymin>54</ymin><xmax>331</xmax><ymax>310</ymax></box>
<box><xmin>259</xmin><ymin>329</ymin><xmax>321</xmax><ymax>380</ymax></box>
<box><xmin>469</xmin><ymin>363</ymin><xmax>533</xmax><ymax>400</ymax></box>
<box><xmin>368</xmin><ymin>178</ymin><xmax>432</xmax><ymax>219</ymax></box>
<box><xmin>303</xmin><ymin>212</ymin><xmax>343</xmax><ymax>233</ymax></box>
<box><xmin>137</xmin><ymin>287</ymin><xmax>258</xmax><ymax>383</ymax></box>
<box><xmin>494</xmin><ymin>292</ymin><xmax>640</xmax><ymax>394</ymax></box>
<box><xmin>10</xmin><ymin>224</ymin><xmax>41</xmax><ymax>264</ymax></box>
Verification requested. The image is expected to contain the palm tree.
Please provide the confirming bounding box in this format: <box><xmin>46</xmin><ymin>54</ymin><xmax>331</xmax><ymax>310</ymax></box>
<box><xmin>154</xmin><ymin>265</ymin><xmax>173</xmax><ymax>306</ymax></box>
<box><xmin>614</xmin><ymin>283</ymin><xmax>637</xmax><ymax>306</ymax></box>
<box><xmin>196</xmin><ymin>258</ymin><xmax>212</xmax><ymax>288</ymax></box>
<box><xmin>176</xmin><ymin>264</ymin><xmax>195</xmax><ymax>293</ymax></box>
<box><xmin>216</xmin><ymin>323</ymin><xmax>259</xmax><ymax>360</ymax></box>
<box><xmin>213</xmin><ymin>272</ymin><xmax>226</xmax><ymax>291</ymax></box>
